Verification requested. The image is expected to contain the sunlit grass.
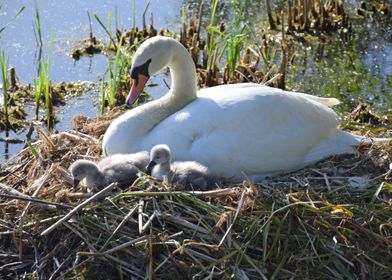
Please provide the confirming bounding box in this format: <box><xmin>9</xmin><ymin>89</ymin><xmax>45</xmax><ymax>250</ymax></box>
<box><xmin>94</xmin><ymin>12</ymin><xmax>117</xmax><ymax>47</ymax></box>
<box><xmin>0</xmin><ymin>51</ymin><xmax>9</xmax><ymax>126</ymax></box>
<box><xmin>33</xmin><ymin>5</ymin><xmax>42</xmax><ymax>47</ymax></box>
<box><xmin>34</xmin><ymin>32</ymin><xmax>54</xmax><ymax>130</ymax></box>
<box><xmin>222</xmin><ymin>0</ymin><xmax>248</xmax><ymax>82</ymax></box>
<box><xmin>100</xmin><ymin>36</ymin><xmax>132</xmax><ymax>112</ymax></box>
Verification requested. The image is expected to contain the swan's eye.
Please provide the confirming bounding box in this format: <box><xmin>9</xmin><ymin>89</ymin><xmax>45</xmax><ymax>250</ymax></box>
<box><xmin>131</xmin><ymin>58</ymin><xmax>152</xmax><ymax>85</ymax></box>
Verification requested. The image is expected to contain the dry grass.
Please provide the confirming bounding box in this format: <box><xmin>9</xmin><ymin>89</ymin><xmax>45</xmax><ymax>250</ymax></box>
<box><xmin>0</xmin><ymin>109</ymin><xmax>391</xmax><ymax>279</ymax></box>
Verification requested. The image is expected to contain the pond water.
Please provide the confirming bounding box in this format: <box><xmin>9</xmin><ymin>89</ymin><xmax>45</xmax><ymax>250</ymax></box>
<box><xmin>0</xmin><ymin>0</ymin><xmax>391</xmax><ymax>162</ymax></box>
<box><xmin>0</xmin><ymin>0</ymin><xmax>184</xmax><ymax>160</ymax></box>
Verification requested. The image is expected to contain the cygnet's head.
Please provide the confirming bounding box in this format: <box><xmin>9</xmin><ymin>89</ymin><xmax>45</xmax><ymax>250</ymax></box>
<box><xmin>70</xmin><ymin>160</ymin><xmax>99</xmax><ymax>188</ymax></box>
<box><xmin>146</xmin><ymin>144</ymin><xmax>171</xmax><ymax>175</ymax></box>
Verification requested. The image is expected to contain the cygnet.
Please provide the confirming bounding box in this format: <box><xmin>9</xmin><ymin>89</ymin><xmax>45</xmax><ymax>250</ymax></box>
<box><xmin>146</xmin><ymin>144</ymin><xmax>216</xmax><ymax>191</ymax></box>
<box><xmin>70</xmin><ymin>151</ymin><xmax>149</xmax><ymax>192</ymax></box>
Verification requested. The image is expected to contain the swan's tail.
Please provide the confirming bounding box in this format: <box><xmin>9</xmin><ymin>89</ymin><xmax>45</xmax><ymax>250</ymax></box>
<box><xmin>304</xmin><ymin>131</ymin><xmax>391</xmax><ymax>166</ymax></box>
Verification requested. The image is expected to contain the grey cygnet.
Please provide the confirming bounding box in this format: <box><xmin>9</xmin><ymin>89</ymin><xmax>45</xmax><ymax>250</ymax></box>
<box><xmin>70</xmin><ymin>151</ymin><xmax>149</xmax><ymax>192</ymax></box>
<box><xmin>146</xmin><ymin>144</ymin><xmax>216</xmax><ymax>191</ymax></box>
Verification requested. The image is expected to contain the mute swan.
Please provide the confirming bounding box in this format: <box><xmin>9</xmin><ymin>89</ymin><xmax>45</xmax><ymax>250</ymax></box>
<box><xmin>102</xmin><ymin>36</ymin><xmax>390</xmax><ymax>182</ymax></box>
<box><xmin>70</xmin><ymin>151</ymin><xmax>149</xmax><ymax>191</ymax></box>
<box><xmin>147</xmin><ymin>144</ymin><xmax>217</xmax><ymax>190</ymax></box>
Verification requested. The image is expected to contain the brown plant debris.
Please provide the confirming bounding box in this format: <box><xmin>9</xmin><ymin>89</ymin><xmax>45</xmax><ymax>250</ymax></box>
<box><xmin>0</xmin><ymin>111</ymin><xmax>391</xmax><ymax>279</ymax></box>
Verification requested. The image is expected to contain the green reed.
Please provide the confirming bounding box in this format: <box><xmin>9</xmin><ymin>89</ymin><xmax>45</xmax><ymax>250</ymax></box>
<box><xmin>94</xmin><ymin>12</ymin><xmax>117</xmax><ymax>47</ymax></box>
<box><xmin>223</xmin><ymin>0</ymin><xmax>248</xmax><ymax>81</ymax></box>
<box><xmin>101</xmin><ymin>36</ymin><xmax>129</xmax><ymax>112</ymax></box>
<box><xmin>0</xmin><ymin>51</ymin><xmax>9</xmax><ymax>126</ymax></box>
<box><xmin>0</xmin><ymin>6</ymin><xmax>25</xmax><ymax>35</ymax></box>
<box><xmin>33</xmin><ymin>5</ymin><xmax>43</xmax><ymax>47</ymax></box>
<box><xmin>34</xmin><ymin>32</ymin><xmax>54</xmax><ymax>129</ymax></box>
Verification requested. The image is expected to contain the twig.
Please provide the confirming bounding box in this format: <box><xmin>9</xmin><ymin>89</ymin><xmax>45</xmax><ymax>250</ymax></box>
<box><xmin>41</xmin><ymin>183</ymin><xmax>118</xmax><ymax>236</ymax></box>
<box><xmin>0</xmin><ymin>193</ymin><xmax>72</xmax><ymax>210</ymax></box>
<box><xmin>100</xmin><ymin>203</ymin><xmax>138</xmax><ymax>251</ymax></box>
<box><xmin>0</xmin><ymin>253</ymin><xmax>19</xmax><ymax>258</ymax></box>
<box><xmin>18</xmin><ymin>165</ymin><xmax>53</xmax><ymax>259</ymax></box>
<box><xmin>160</xmin><ymin>213</ymin><xmax>210</xmax><ymax>234</ymax></box>
<box><xmin>0</xmin><ymin>182</ymin><xmax>28</xmax><ymax>197</ymax></box>
<box><xmin>63</xmin><ymin>222</ymin><xmax>97</xmax><ymax>252</ymax></box>
<box><xmin>263</xmin><ymin>73</ymin><xmax>282</xmax><ymax>86</ymax></box>
<box><xmin>138</xmin><ymin>199</ymin><xmax>144</xmax><ymax>235</ymax></box>
<box><xmin>104</xmin><ymin>235</ymin><xmax>148</xmax><ymax>254</ymax></box>
<box><xmin>141</xmin><ymin>211</ymin><xmax>157</xmax><ymax>233</ymax></box>
<box><xmin>218</xmin><ymin>187</ymin><xmax>248</xmax><ymax>248</ymax></box>
<box><xmin>69</xmin><ymin>129</ymin><xmax>99</xmax><ymax>143</ymax></box>
<box><xmin>142</xmin><ymin>0</ymin><xmax>151</xmax><ymax>31</ymax></box>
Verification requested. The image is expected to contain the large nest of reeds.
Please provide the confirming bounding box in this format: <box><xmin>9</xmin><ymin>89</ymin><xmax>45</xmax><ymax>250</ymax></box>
<box><xmin>0</xmin><ymin>108</ymin><xmax>391</xmax><ymax>279</ymax></box>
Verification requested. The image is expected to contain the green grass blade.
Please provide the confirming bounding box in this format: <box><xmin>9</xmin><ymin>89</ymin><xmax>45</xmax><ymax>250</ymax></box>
<box><xmin>0</xmin><ymin>6</ymin><xmax>25</xmax><ymax>34</ymax></box>
<box><xmin>94</xmin><ymin>13</ymin><xmax>117</xmax><ymax>46</ymax></box>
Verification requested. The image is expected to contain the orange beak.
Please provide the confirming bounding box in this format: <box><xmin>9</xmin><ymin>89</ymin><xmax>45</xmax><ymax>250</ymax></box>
<box><xmin>126</xmin><ymin>74</ymin><xmax>149</xmax><ymax>107</ymax></box>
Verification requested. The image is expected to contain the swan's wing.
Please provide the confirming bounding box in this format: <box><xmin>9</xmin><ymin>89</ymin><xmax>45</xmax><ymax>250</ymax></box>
<box><xmin>198</xmin><ymin>83</ymin><xmax>340</xmax><ymax>107</ymax></box>
<box><xmin>141</xmin><ymin>87</ymin><xmax>339</xmax><ymax>180</ymax></box>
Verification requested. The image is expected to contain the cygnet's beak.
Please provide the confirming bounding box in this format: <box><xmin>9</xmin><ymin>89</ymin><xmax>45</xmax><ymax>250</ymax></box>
<box><xmin>146</xmin><ymin>160</ymin><xmax>157</xmax><ymax>175</ymax></box>
<box><xmin>126</xmin><ymin>74</ymin><xmax>149</xmax><ymax>107</ymax></box>
<box><xmin>73</xmin><ymin>178</ymin><xmax>80</xmax><ymax>188</ymax></box>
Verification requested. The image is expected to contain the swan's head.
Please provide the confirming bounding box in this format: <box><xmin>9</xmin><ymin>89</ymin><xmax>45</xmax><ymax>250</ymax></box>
<box><xmin>70</xmin><ymin>160</ymin><xmax>99</xmax><ymax>188</ymax></box>
<box><xmin>146</xmin><ymin>144</ymin><xmax>171</xmax><ymax>175</ymax></box>
<box><xmin>126</xmin><ymin>36</ymin><xmax>175</xmax><ymax>106</ymax></box>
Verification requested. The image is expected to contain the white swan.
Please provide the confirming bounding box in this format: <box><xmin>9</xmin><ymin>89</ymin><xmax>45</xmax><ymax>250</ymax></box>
<box><xmin>102</xmin><ymin>36</ymin><xmax>389</xmax><ymax>182</ymax></box>
<box><xmin>146</xmin><ymin>144</ymin><xmax>217</xmax><ymax>190</ymax></box>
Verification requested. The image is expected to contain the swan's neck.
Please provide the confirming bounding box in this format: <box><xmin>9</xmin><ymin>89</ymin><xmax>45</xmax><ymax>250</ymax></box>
<box><xmin>111</xmin><ymin>41</ymin><xmax>198</xmax><ymax>154</ymax></box>
<box><xmin>167</xmin><ymin>43</ymin><xmax>197</xmax><ymax>106</ymax></box>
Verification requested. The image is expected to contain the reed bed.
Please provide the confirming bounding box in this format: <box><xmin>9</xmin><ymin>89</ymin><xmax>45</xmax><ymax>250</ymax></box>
<box><xmin>0</xmin><ymin>108</ymin><xmax>391</xmax><ymax>279</ymax></box>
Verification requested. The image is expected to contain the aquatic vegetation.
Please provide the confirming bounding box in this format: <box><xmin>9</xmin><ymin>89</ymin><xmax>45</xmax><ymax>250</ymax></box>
<box><xmin>266</xmin><ymin>0</ymin><xmax>350</xmax><ymax>34</ymax></box>
<box><xmin>94</xmin><ymin>12</ymin><xmax>117</xmax><ymax>47</ymax></box>
<box><xmin>221</xmin><ymin>0</ymin><xmax>248</xmax><ymax>82</ymax></box>
<box><xmin>101</xmin><ymin>36</ymin><xmax>132</xmax><ymax>112</ymax></box>
<box><xmin>0</xmin><ymin>53</ymin><xmax>28</xmax><ymax>130</ymax></box>
<box><xmin>0</xmin><ymin>51</ymin><xmax>9</xmax><ymax>127</ymax></box>
<box><xmin>33</xmin><ymin>5</ymin><xmax>42</xmax><ymax>47</ymax></box>
<box><xmin>0</xmin><ymin>6</ymin><xmax>25</xmax><ymax>35</ymax></box>
<box><xmin>34</xmin><ymin>33</ymin><xmax>55</xmax><ymax>130</ymax></box>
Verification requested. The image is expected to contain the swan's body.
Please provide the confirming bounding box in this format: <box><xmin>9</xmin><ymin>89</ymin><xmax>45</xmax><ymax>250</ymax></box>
<box><xmin>70</xmin><ymin>151</ymin><xmax>149</xmax><ymax>191</ymax></box>
<box><xmin>147</xmin><ymin>144</ymin><xmax>216</xmax><ymax>190</ymax></box>
<box><xmin>102</xmin><ymin>36</ymin><xmax>389</xmax><ymax>182</ymax></box>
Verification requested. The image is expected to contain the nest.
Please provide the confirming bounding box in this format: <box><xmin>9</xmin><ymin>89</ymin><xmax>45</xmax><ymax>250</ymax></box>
<box><xmin>0</xmin><ymin>109</ymin><xmax>391</xmax><ymax>279</ymax></box>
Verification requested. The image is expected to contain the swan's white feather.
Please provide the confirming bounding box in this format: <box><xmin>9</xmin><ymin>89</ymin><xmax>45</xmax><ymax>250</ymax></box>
<box><xmin>131</xmin><ymin>86</ymin><xmax>342</xmax><ymax>180</ymax></box>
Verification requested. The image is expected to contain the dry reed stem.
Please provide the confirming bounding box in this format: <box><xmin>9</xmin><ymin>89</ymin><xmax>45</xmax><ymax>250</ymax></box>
<box><xmin>41</xmin><ymin>182</ymin><xmax>118</xmax><ymax>236</ymax></box>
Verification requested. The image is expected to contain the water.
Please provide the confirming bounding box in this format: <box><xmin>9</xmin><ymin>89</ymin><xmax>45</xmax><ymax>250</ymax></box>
<box><xmin>0</xmin><ymin>0</ymin><xmax>184</xmax><ymax>160</ymax></box>
<box><xmin>286</xmin><ymin>9</ymin><xmax>392</xmax><ymax>112</ymax></box>
<box><xmin>0</xmin><ymin>0</ymin><xmax>391</xmax><ymax>161</ymax></box>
